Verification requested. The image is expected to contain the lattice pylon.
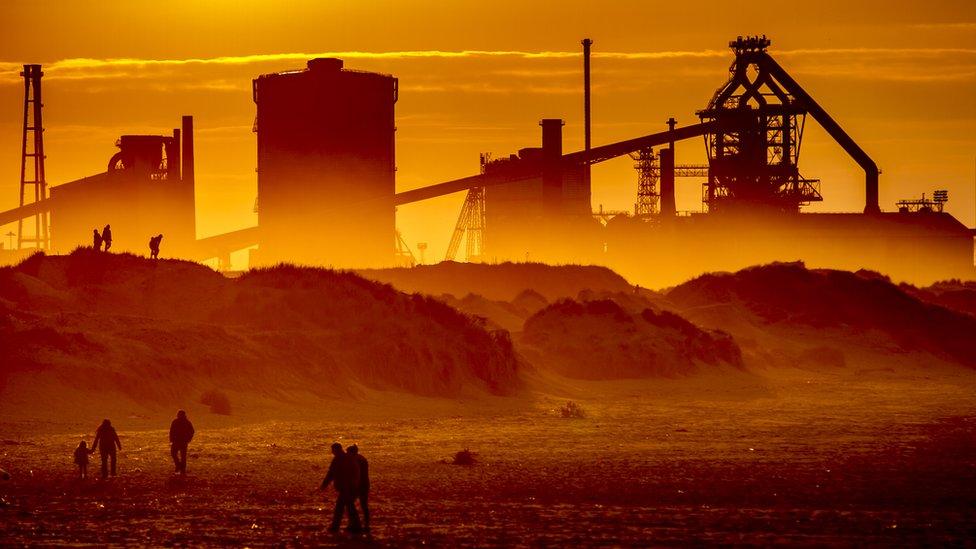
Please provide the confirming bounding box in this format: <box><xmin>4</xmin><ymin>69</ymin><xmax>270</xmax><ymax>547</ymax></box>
<box><xmin>445</xmin><ymin>187</ymin><xmax>486</xmax><ymax>262</ymax></box>
<box><xmin>17</xmin><ymin>64</ymin><xmax>49</xmax><ymax>250</ymax></box>
<box><xmin>631</xmin><ymin>147</ymin><xmax>658</xmax><ymax>217</ymax></box>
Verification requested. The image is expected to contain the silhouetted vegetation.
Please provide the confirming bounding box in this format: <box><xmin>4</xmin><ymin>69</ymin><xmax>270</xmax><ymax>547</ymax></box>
<box><xmin>451</xmin><ymin>449</ymin><xmax>478</xmax><ymax>466</ymax></box>
<box><xmin>201</xmin><ymin>389</ymin><xmax>232</xmax><ymax>415</ymax></box>
<box><xmin>558</xmin><ymin>401</ymin><xmax>586</xmax><ymax>419</ymax></box>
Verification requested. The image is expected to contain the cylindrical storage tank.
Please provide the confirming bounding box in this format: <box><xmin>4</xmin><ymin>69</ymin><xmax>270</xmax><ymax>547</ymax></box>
<box><xmin>253</xmin><ymin>58</ymin><xmax>398</xmax><ymax>267</ymax></box>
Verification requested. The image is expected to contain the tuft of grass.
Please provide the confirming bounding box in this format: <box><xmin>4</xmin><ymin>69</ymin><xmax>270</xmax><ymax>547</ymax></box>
<box><xmin>201</xmin><ymin>389</ymin><xmax>232</xmax><ymax>415</ymax></box>
<box><xmin>451</xmin><ymin>449</ymin><xmax>478</xmax><ymax>466</ymax></box>
<box><xmin>558</xmin><ymin>401</ymin><xmax>586</xmax><ymax>419</ymax></box>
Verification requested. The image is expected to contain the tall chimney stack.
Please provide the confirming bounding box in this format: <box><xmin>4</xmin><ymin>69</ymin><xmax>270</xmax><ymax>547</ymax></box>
<box><xmin>181</xmin><ymin>115</ymin><xmax>194</xmax><ymax>187</ymax></box>
<box><xmin>181</xmin><ymin>115</ymin><xmax>196</xmax><ymax>241</ymax></box>
<box><xmin>582</xmin><ymin>38</ymin><xmax>592</xmax><ymax>153</ymax></box>
<box><xmin>582</xmin><ymin>38</ymin><xmax>593</xmax><ymax>211</ymax></box>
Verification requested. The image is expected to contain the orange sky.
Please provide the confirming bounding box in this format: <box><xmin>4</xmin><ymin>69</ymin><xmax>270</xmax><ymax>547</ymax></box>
<box><xmin>0</xmin><ymin>0</ymin><xmax>974</xmax><ymax>264</ymax></box>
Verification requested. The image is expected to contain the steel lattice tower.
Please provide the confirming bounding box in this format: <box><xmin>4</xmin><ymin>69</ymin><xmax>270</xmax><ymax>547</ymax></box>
<box><xmin>631</xmin><ymin>147</ymin><xmax>659</xmax><ymax>217</ymax></box>
<box><xmin>17</xmin><ymin>64</ymin><xmax>49</xmax><ymax>250</ymax></box>
<box><xmin>445</xmin><ymin>154</ymin><xmax>489</xmax><ymax>261</ymax></box>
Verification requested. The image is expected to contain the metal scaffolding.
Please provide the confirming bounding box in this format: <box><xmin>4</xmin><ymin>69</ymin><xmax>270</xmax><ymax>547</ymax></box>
<box><xmin>631</xmin><ymin>148</ymin><xmax>658</xmax><ymax>217</ymax></box>
<box><xmin>445</xmin><ymin>153</ymin><xmax>489</xmax><ymax>261</ymax></box>
<box><xmin>17</xmin><ymin>64</ymin><xmax>49</xmax><ymax>250</ymax></box>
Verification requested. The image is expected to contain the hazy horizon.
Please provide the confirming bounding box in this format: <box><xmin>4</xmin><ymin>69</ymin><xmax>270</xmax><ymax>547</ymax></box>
<box><xmin>0</xmin><ymin>0</ymin><xmax>974</xmax><ymax>267</ymax></box>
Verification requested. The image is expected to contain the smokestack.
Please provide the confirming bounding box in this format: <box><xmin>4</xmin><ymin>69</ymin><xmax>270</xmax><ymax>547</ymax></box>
<box><xmin>582</xmin><ymin>38</ymin><xmax>593</xmax><ymax>207</ymax></box>
<box><xmin>541</xmin><ymin>118</ymin><xmax>564</xmax><ymax>217</ymax></box>
<box><xmin>582</xmin><ymin>39</ymin><xmax>592</xmax><ymax>153</ymax></box>
<box><xmin>170</xmin><ymin>128</ymin><xmax>181</xmax><ymax>181</ymax></box>
<box><xmin>659</xmin><ymin>147</ymin><xmax>676</xmax><ymax>216</ymax></box>
<box><xmin>181</xmin><ymin>115</ymin><xmax>194</xmax><ymax>186</ymax></box>
<box><xmin>181</xmin><ymin>115</ymin><xmax>196</xmax><ymax>241</ymax></box>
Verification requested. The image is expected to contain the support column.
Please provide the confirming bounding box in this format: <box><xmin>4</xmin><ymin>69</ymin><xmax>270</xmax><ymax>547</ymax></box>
<box><xmin>660</xmin><ymin>147</ymin><xmax>676</xmax><ymax>217</ymax></box>
<box><xmin>541</xmin><ymin>119</ymin><xmax>564</xmax><ymax>218</ymax></box>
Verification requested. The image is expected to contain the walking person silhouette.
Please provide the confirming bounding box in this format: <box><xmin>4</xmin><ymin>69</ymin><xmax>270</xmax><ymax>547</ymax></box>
<box><xmin>347</xmin><ymin>445</ymin><xmax>371</xmax><ymax>532</ymax></box>
<box><xmin>148</xmin><ymin>234</ymin><xmax>163</xmax><ymax>259</ymax></box>
<box><xmin>169</xmin><ymin>409</ymin><xmax>194</xmax><ymax>475</ymax></box>
<box><xmin>102</xmin><ymin>224</ymin><xmax>113</xmax><ymax>252</ymax></box>
<box><xmin>92</xmin><ymin>229</ymin><xmax>103</xmax><ymax>251</ymax></box>
<box><xmin>74</xmin><ymin>440</ymin><xmax>94</xmax><ymax>479</ymax></box>
<box><xmin>91</xmin><ymin>419</ymin><xmax>122</xmax><ymax>479</ymax></box>
<box><xmin>319</xmin><ymin>442</ymin><xmax>362</xmax><ymax>534</ymax></box>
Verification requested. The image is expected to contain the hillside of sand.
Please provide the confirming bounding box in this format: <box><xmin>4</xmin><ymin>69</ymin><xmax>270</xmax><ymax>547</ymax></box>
<box><xmin>666</xmin><ymin>261</ymin><xmax>976</xmax><ymax>371</ymax></box>
<box><xmin>0</xmin><ymin>249</ymin><xmax>521</xmax><ymax>422</ymax></box>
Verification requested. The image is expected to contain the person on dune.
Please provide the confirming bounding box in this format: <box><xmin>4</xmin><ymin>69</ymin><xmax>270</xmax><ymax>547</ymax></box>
<box><xmin>149</xmin><ymin>234</ymin><xmax>163</xmax><ymax>259</ymax></box>
<box><xmin>92</xmin><ymin>229</ymin><xmax>102</xmax><ymax>251</ymax></box>
<box><xmin>347</xmin><ymin>444</ymin><xmax>371</xmax><ymax>532</ymax></box>
<box><xmin>102</xmin><ymin>224</ymin><xmax>112</xmax><ymax>252</ymax></box>
<box><xmin>169</xmin><ymin>409</ymin><xmax>194</xmax><ymax>475</ymax></box>
<box><xmin>91</xmin><ymin>419</ymin><xmax>122</xmax><ymax>479</ymax></box>
<box><xmin>318</xmin><ymin>442</ymin><xmax>362</xmax><ymax>534</ymax></box>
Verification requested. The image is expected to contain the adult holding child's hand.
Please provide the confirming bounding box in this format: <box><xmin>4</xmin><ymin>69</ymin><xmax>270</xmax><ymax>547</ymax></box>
<box><xmin>91</xmin><ymin>419</ymin><xmax>122</xmax><ymax>479</ymax></box>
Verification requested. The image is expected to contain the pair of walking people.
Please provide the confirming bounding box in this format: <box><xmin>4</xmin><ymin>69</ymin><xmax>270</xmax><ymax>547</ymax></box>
<box><xmin>79</xmin><ymin>419</ymin><xmax>122</xmax><ymax>479</ymax></box>
<box><xmin>319</xmin><ymin>442</ymin><xmax>370</xmax><ymax>533</ymax></box>
<box><xmin>92</xmin><ymin>224</ymin><xmax>112</xmax><ymax>252</ymax></box>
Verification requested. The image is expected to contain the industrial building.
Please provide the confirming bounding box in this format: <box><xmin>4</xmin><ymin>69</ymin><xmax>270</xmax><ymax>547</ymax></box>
<box><xmin>250</xmin><ymin>58</ymin><xmax>398</xmax><ymax>268</ymax></box>
<box><xmin>0</xmin><ymin>106</ymin><xmax>197</xmax><ymax>258</ymax></box>
<box><xmin>50</xmin><ymin>121</ymin><xmax>197</xmax><ymax>256</ymax></box>
<box><xmin>476</xmin><ymin>119</ymin><xmax>596</xmax><ymax>262</ymax></box>
<box><xmin>1</xmin><ymin>38</ymin><xmax>973</xmax><ymax>286</ymax></box>
<box><xmin>421</xmin><ymin>36</ymin><xmax>976</xmax><ymax>284</ymax></box>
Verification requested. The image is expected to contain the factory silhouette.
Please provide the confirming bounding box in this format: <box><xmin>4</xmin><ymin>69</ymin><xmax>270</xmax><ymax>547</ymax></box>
<box><xmin>2</xmin><ymin>36</ymin><xmax>974</xmax><ymax>284</ymax></box>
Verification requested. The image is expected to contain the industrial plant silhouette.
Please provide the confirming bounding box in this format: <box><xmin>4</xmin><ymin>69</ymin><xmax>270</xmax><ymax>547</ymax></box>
<box><xmin>1</xmin><ymin>36</ymin><xmax>973</xmax><ymax>284</ymax></box>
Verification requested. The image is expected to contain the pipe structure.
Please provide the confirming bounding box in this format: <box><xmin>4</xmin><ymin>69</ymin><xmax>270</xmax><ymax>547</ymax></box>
<box><xmin>0</xmin><ymin>198</ymin><xmax>54</xmax><ymax>228</ymax></box>
<box><xmin>758</xmin><ymin>52</ymin><xmax>880</xmax><ymax>214</ymax></box>
<box><xmin>395</xmin><ymin>120</ymin><xmax>722</xmax><ymax>205</ymax></box>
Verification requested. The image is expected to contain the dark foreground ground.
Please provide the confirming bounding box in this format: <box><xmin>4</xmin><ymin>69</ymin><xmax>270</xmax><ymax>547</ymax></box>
<box><xmin>1</xmin><ymin>368</ymin><xmax>975</xmax><ymax>547</ymax></box>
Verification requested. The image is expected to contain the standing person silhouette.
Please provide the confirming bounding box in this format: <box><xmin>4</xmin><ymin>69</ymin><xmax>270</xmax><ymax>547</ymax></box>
<box><xmin>148</xmin><ymin>234</ymin><xmax>163</xmax><ymax>259</ymax></box>
<box><xmin>91</xmin><ymin>419</ymin><xmax>122</xmax><ymax>479</ymax></box>
<box><xmin>102</xmin><ymin>224</ymin><xmax>112</xmax><ymax>252</ymax></box>
<box><xmin>92</xmin><ymin>229</ymin><xmax>103</xmax><ymax>251</ymax></box>
<box><xmin>169</xmin><ymin>409</ymin><xmax>194</xmax><ymax>474</ymax></box>
<box><xmin>347</xmin><ymin>445</ymin><xmax>371</xmax><ymax>532</ymax></box>
<box><xmin>319</xmin><ymin>442</ymin><xmax>362</xmax><ymax>534</ymax></box>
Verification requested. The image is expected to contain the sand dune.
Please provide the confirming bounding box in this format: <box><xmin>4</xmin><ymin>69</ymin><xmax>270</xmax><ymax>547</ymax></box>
<box><xmin>359</xmin><ymin>261</ymin><xmax>635</xmax><ymax>301</ymax></box>
<box><xmin>667</xmin><ymin>261</ymin><xmax>976</xmax><ymax>369</ymax></box>
<box><xmin>0</xmin><ymin>250</ymin><xmax>521</xmax><ymax>421</ymax></box>
<box><xmin>520</xmin><ymin>299</ymin><xmax>743</xmax><ymax>379</ymax></box>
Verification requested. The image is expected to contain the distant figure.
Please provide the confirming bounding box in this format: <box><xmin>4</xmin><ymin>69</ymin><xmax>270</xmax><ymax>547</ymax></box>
<box><xmin>91</xmin><ymin>419</ymin><xmax>122</xmax><ymax>479</ymax></box>
<box><xmin>347</xmin><ymin>444</ymin><xmax>370</xmax><ymax>532</ymax></box>
<box><xmin>73</xmin><ymin>440</ymin><xmax>94</xmax><ymax>479</ymax></box>
<box><xmin>634</xmin><ymin>284</ymin><xmax>641</xmax><ymax>295</ymax></box>
<box><xmin>102</xmin><ymin>224</ymin><xmax>113</xmax><ymax>252</ymax></box>
<box><xmin>319</xmin><ymin>442</ymin><xmax>362</xmax><ymax>533</ymax></box>
<box><xmin>169</xmin><ymin>409</ymin><xmax>195</xmax><ymax>475</ymax></box>
<box><xmin>92</xmin><ymin>229</ymin><xmax>103</xmax><ymax>251</ymax></box>
<box><xmin>149</xmin><ymin>234</ymin><xmax>163</xmax><ymax>259</ymax></box>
